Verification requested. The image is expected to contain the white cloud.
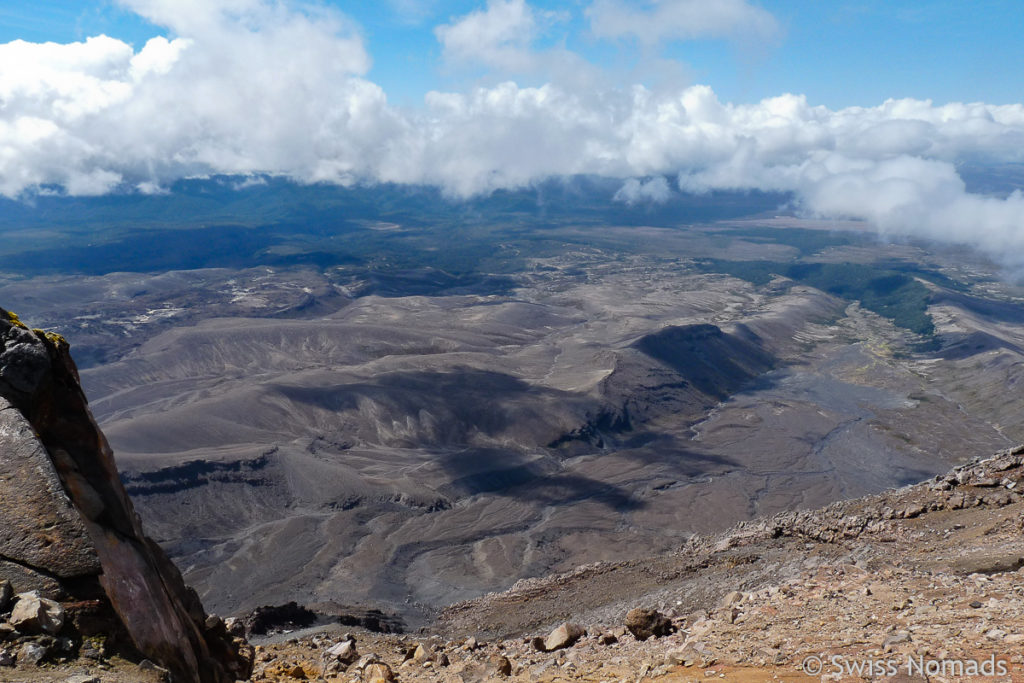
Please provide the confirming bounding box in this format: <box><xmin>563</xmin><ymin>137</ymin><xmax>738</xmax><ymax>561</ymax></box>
<box><xmin>129</xmin><ymin>36</ymin><xmax>192</xmax><ymax>81</ymax></box>
<box><xmin>614</xmin><ymin>177</ymin><xmax>672</xmax><ymax>204</ymax></box>
<box><xmin>0</xmin><ymin>0</ymin><xmax>379</xmax><ymax>195</ymax></box>
<box><xmin>4</xmin><ymin>0</ymin><xmax>1024</xmax><ymax>268</ymax></box>
<box><xmin>433</xmin><ymin>0</ymin><xmax>589</xmax><ymax>88</ymax></box>
<box><xmin>435</xmin><ymin>0</ymin><xmax>539</xmax><ymax>71</ymax></box>
<box><xmin>587</xmin><ymin>0</ymin><xmax>781</xmax><ymax>46</ymax></box>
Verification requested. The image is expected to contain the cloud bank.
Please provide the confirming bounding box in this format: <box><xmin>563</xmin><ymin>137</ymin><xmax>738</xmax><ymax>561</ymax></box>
<box><xmin>3</xmin><ymin>0</ymin><xmax>1024</xmax><ymax>266</ymax></box>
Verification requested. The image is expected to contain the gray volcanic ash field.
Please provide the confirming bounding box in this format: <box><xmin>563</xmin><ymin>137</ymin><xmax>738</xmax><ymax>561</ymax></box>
<box><xmin>4</xmin><ymin>187</ymin><xmax>1024</xmax><ymax>628</ymax></box>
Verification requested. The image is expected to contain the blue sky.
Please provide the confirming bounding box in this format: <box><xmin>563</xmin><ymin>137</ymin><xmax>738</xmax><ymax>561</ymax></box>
<box><xmin>2</xmin><ymin>0</ymin><xmax>1022</xmax><ymax>109</ymax></box>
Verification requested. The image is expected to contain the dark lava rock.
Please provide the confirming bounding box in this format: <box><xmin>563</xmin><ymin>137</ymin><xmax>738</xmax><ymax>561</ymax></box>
<box><xmin>625</xmin><ymin>607</ymin><xmax>674</xmax><ymax>641</ymax></box>
<box><xmin>244</xmin><ymin>602</ymin><xmax>318</xmax><ymax>636</ymax></box>
<box><xmin>335</xmin><ymin>607</ymin><xmax>405</xmax><ymax>634</ymax></box>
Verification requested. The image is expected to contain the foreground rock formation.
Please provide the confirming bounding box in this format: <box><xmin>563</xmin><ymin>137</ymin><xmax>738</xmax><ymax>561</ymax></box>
<box><xmin>0</xmin><ymin>308</ymin><xmax>251</xmax><ymax>682</ymax></box>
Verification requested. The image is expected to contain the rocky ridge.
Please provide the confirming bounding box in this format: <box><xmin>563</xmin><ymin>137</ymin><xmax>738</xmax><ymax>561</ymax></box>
<box><xmin>0</xmin><ymin>308</ymin><xmax>252</xmax><ymax>682</ymax></box>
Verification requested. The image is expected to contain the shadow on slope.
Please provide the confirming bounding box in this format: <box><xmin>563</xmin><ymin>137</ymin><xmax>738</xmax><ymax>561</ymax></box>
<box><xmin>555</xmin><ymin>324</ymin><xmax>778</xmax><ymax>449</ymax></box>
<box><xmin>272</xmin><ymin>368</ymin><xmax>591</xmax><ymax>449</ymax></box>
<box><xmin>939</xmin><ymin>331</ymin><xmax>1024</xmax><ymax>360</ymax></box>
<box><xmin>932</xmin><ymin>289</ymin><xmax>1024</xmax><ymax>325</ymax></box>
<box><xmin>432</xmin><ymin>447</ymin><xmax>644</xmax><ymax>512</ymax></box>
<box><xmin>633</xmin><ymin>323</ymin><xmax>776</xmax><ymax>400</ymax></box>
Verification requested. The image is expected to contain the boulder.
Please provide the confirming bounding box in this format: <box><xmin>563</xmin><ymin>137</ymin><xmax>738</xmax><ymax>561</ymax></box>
<box><xmin>9</xmin><ymin>592</ymin><xmax>65</xmax><ymax>635</ymax></box>
<box><xmin>412</xmin><ymin>642</ymin><xmax>433</xmax><ymax>663</ymax></box>
<box><xmin>204</xmin><ymin>614</ymin><xmax>224</xmax><ymax>634</ymax></box>
<box><xmin>625</xmin><ymin>608</ymin><xmax>674</xmax><ymax>641</ymax></box>
<box><xmin>488</xmin><ymin>654</ymin><xmax>513</xmax><ymax>677</ymax></box>
<box><xmin>351</xmin><ymin>653</ymin><xmax>380</xmax><ymax>671</ymax></box>
<box><xmin>326</xmin><ymin>639</ymin><xmax>358</xmax><ymax>665</ymax></box>
<box><xmin>223</xmin><ymin>617</ymin><xmax>245</xmax><ymax>638</ymax></box>
<box><xmin>17</xmin><ymin>640</ymin><xmax>49</xmax><ymax>666</ymax></box>
<box><xmin>542</xmin><ymin>622</ymin><xmax>586</xmax><ymax>651</ymax></box>
<box><xmin>363</xmin><ymin>662</ymin><xmax>395</xmax><ymax>682</ymax></box>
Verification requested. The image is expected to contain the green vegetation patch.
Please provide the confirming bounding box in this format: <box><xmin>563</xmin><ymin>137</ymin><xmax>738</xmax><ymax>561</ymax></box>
<box><xmin>696</xmin><ymin>259</ymin><xmax>778</xmax><ymax>287</ymax></box>
<box><xmin>696</xmin><ymin>259</ymin><xmax>938</xmax><ymax>336</ymax></box>
<box><xmin>727</xmin><ymin>227</ymin><xmax>858</xmax><ymax>256</ymax></box>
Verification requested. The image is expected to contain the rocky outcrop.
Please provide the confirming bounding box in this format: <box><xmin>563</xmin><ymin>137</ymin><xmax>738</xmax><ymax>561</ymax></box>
<box><xmin>0</xmin><ymin>308</ymin><xmax>251</xmax><ymax>682</ymax></box>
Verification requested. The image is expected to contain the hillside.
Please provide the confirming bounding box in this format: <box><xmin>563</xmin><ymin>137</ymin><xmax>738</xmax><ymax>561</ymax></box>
<box><xmin>247</xmin><ymin>445</ymin><xmax>1024</xmax><ymax>682</ymax></box>
<box><xmin>6</xmin><ymin>215</ymin><xmax>1024</xmax><ymax>629</ymax></box>
<box><xmin>3</xmin><ymin>302</ymin><xmax>1024</xmax><ymax>682</ymax></box>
